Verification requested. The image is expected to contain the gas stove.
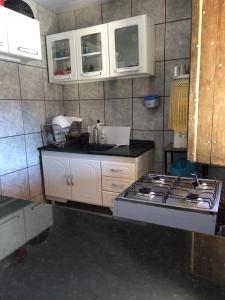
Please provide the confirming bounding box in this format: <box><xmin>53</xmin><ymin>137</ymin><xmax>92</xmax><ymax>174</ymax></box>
<box><xmin>113</xmin><ymin>174</ymin><xmax>222</xmax><ymax>235</ymax></box>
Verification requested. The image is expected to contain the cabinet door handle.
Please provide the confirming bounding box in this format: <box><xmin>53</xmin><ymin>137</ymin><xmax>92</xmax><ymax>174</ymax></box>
<box><xmin>80</xmin><ymin>71</ymin><xmax>102</xmax><ymax>77</ymax></box>
<box><xmin>0</xmin><ymin>216</ymin><xmax>19</xmax><ymax>228</ymax></box>
<box><xmin>66</xmin><ymin>175</ymin><xmax>70</xmax><ymax>185</ymax></box>
<box><xmin>0</xmin><ymin>42</ymin><xmax>3</xmax><ymax>47</ymax></box>
<box><xmin>31</xmin><ymin>203</ymin><xmax>42</xmax><ymax>210</ymax></box>
<box><xmin>115</xmin><ymin>66</ymin><xmax>139</xmax><ymax>73</ymax></box>
<box><xmin>70</xmin><ymin>175</ymin><xmax>74</xmax><ymax>186</ymax></box>
<box><xmin>18</xmin><ymin>47</ymin><xmax>38</xmax><ymax>55</ymax></box>
<box><xmin>109</xmin><ymin>168</ymin><xmax>124</xmax><ymax>173</ymax></box>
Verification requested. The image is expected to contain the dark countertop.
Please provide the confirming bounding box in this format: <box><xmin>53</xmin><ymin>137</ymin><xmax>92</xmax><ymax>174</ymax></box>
<box><xmin>0</xmin><ymin>196</ymin><xmax>32</xmax><ymax>219</ymax></box>
<box><xmin>39</xmin><ymin>139</ymin><xmax>154</xmax><ymax>158</ymax></box>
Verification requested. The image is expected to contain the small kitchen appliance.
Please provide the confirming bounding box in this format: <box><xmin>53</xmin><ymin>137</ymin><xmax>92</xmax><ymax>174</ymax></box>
<box><xmin>113</xmin><ymin>174</ymin><xmax>222</xmax><ymax>235</ymax></box>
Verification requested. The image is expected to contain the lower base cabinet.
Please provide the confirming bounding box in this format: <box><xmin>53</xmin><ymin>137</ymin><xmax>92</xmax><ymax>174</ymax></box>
<box><xmin>70</xmin><ymin>158</ymin><xmax>102</xmax><ymax>205</ymax></box>
<box><xmin>41</xmin><ymin>150</ymin><xmax>153</xmax><ymax>207</ymax></box>
<box><xmin>102</xmin><ymin>191</ymin><xmax>118</xmax><ymax>207</ymax></box>
<box><xmin>0</xmin><ymin>202</ymin><xmax>53</xmax><ymax>261</ymax></box>
<box><xmin>24</xmin><ymin>203</ymin><xmax>53</xmax><ymax>241</ymax></box>
<box><xmin>0</xmin><ymin>210</ymin><xmax>25</xmax><ymax>261</ymax></box>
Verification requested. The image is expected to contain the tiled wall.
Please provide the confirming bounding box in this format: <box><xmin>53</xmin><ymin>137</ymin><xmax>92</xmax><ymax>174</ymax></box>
<box><xmin>59</xmin><ymin>0</ymin><xmax>192</xmax><ymax>173</ymax></box>
<box><xmin>0</xmin><ymin>0</ymin><xmax>192</xmax><ymax>202</ymax></box>
<box><xmin>0</xmin><ymin>0</ymin><xmax>63</xmax><ymax>201</ymax></box>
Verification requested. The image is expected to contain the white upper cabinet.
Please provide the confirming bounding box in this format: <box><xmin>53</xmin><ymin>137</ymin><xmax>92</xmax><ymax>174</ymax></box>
<box><xmin>0</xmin><ymin>6</ymin><xmax>42</xmax><ymax>61</ymax></box>
<box><xmin>46</xmin><ymin>15</ymin><xmax>155</xmax><ymax>83</ymax></box>
<box><xmin>46</xmin><ymin>31</ymin><xmax>77</xmax><ymax>83</ymax></box>
<box><xmin>7</xmin><ymin>9</ymin><xmax>42</xmax><ymax>60</ymax></box>
<box><xmin>0</xmin><ymin>8</ymin><xmax>8</xmax><ymax>54</ymax></box>
<box><xmin>108</xmin><ymin>15</ymin><xmax>155</xmax><ymax>77</ymax></box>
<box><xmin>76</xmin><ymin>24</ymin><xmax>109</xmax><ymax>80</ymax></box>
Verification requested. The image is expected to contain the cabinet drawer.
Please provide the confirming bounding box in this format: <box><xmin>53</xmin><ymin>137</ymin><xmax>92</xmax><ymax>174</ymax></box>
<box><xmin>102</xmin><ymin>191</ymin><xmax>118</xmax><ymax>208</ymax></box>
<box><xmin>0</xmin><ymin>210</ymin><xmax>25</xmax><ymax>260</ymax></box>
<box><xmin>102</xmin><ymin>176</ymin><xmax>133</xmax><ymax>193</ymax></box>
<box><xmin>24</xmin><ymin>203</ymin><xmax>53</xmax><ymax>241</ymax></box>
<box><xmin>101</xmin><ymin>161</ymin><xmax>135</xmax><ymax>179</ymax></box>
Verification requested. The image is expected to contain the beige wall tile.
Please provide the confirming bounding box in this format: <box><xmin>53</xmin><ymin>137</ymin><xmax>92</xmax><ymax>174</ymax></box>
<box><xmin>0</xmin><ymin>136</ymin><xmax>27</xmax><ymax>175</ymax></box>
<box><xmin>0</xmin><ymin>61</ymin><xmax>20</xmax><ymax>100</ymax></box>
<box><xmin>102</xmin><ymin>0</ymin><xmax>131</xmax><ymax>23</ymax></box>
<box><xmin>0</xmin><ymin>100</ymin><xmax>24</xmax><ymax>138</ymax></box>
<box><xmin>19</xmin><ymin>65</ymin><xmax>44</xmax><ymax>100</ymax></box>
<box><xmin>1</xmin><ymin>169</ymin><xmax>30</xmax><ymax>200</ymax></box>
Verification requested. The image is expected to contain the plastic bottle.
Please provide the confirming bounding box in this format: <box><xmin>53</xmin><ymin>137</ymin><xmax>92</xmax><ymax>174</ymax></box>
<box><xmin>100</xmin><ymin>130</ymin><xmax>106</xmax><ymax>144</ymax></box>
<box><xmin>93</xmin><ymin>120</ymin><xmax>100</xmax><ymax>144</ymax></box>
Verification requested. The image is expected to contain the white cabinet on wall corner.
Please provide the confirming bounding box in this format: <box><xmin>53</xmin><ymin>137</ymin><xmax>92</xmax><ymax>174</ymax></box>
<box><xmin>46</xmin><ymin>15</ymin><xmax>155</xmax><ymax>84</ymax></box>
<box><xmin>0</xmin><ymin>6</ymin><xmax>42</xmax><ymax>62</ymax></box>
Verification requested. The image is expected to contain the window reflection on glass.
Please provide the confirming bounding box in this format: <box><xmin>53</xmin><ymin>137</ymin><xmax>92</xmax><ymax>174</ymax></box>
<box><xmin>81</xmin><ymin>33</ymin><xmax>102</xmax><ymax>73</ymax></box>
<box><xmin>81</xmin><ymin>33</ymin><xmax>101</xmax><ymax>54</ymax></box>
<box><xmin>82</xmin><ymin>54</ymin><xmax>102</xmax><ymax>73</ymax></box>
<box><xmin>52</xmin><ymin>39</ymin><xmax>70</xmax><ymax>59</ymax></box>
<box><xmin>115</xmin><ymin>25</ymin><xmax>139</xmax><ymax>68</ymax></box>
<box><xmin>52</xmin><ymin>39</ymin><xmax>71</xmax><ymax>76</ymax></box>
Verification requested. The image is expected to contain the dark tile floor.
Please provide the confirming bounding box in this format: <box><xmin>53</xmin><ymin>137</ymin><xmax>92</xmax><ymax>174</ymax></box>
<box><xmin>0</xmin><ymin>206</ymin><xmax>225</xmax><ymax>300</ymax></box>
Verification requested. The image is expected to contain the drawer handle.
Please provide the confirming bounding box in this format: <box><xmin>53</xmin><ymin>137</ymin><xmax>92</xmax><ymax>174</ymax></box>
<box><xmin>31</xmin><ymin>203</ymin><xmax>42</xmax><ymax>210</ymax></box>
<box><xmin>0</xmin><ymin>42</ymin><xmax>3</xmax><ymax>46</ymax></box>
<box><xmin>109</xmin><ymin>169</ymin><xmax>124</xmax><ymax>173</ymax></box>
<box><xmin>0</xmin><ymin>216</ymin><xmax>19</xmax><ymax>228</ymax></box>
<box><xmin>111</xmin><ymin>184</ymin><xmax>125</xmax><ymax>188</ymax></box>
<box><xmin>18</xmin><ymin>46</ymin><xmax>38</xmax><ymax>55</ymax></box>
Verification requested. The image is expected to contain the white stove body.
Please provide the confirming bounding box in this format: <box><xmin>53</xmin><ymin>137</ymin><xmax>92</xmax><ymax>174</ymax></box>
<box><xmin>113</xmin><ymin>175</ymin><xmax>222</xmax><ymax>235</ymax></box>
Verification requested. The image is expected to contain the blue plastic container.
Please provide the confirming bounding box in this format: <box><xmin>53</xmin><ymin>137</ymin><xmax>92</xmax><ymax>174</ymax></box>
<box><xmin>144</xmin><ymin>95</ymin><xmax>160</xmax><ymax>108</ymax></box>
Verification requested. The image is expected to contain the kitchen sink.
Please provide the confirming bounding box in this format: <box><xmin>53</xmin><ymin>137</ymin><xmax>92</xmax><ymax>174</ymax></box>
<box><xmin>83</xmin><ymin>144</ymin><xmax>115</xmax><ymax>152</ymax></box>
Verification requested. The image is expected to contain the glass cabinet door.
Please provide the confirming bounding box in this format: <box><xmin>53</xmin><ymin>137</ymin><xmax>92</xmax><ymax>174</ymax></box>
<box><xmin>108</xmin><ymin>15</ymin><xmax>153</xmax><ymax>77</ymax></box>
<box><xmin>76</xmin><ymin>24</ymin><xmax>109</xmax><ymax>80</ymax></box>
<box><xmin>115</xmin><ymin>25</ymin><xmax>139</xmax><ymax>69</ymax></box>
<box><xmin>46</xmin><ymin>31</ymin><xmax>77</xmax><ymax>83</ymax></box>
<box><xmin>52</xmin><ymin>39</ymin><xmax>71</xmax><ymax>76</ymax></box>
<box><xmin>81</xmin><ymin>33</ymin><xmax>102</xmax><ymax>73</ymax></box>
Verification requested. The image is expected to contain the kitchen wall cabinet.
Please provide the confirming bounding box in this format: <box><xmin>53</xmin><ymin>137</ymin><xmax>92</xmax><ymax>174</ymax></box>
<box><xmin>46</xmin><ymin>31</ymin><xmax>77</xmax><ymax>83</ymax></box>
<box><xmin>0</xmin><ymin>6</ymin><xmax>42</xmax><ymax>61</ymax></box>
<box><xmin>188</xmin><ymin>0</ymin><xmax>225</xmax><ymax>166</ymax></box>
<box><xmin>76</xmin><ymin>24</ymin><xmax>109</xmax><ymax>81</ymax></box>
<box><xmin>46</xmin><ymin>15</ymin><xmax>154</xmax><ymax>84</ymax></box>
<box><xmin>108</xmin><ymin>15</ymin><xmax>154</xmax><ymax>78</ymax></box>
<box><xmin>70</xmin><ymin>158</ymin><xmax>102</xmax><ymax>205</ymax></box>
<box><xmin>0</xmin><ymin>8</ymin><xmax>8</xmax><ymax>54</ymax></box>
<box><xmin>41</xmin><ymin>150</ymin><xmax>153</xmax><ymax>208</ymax></box>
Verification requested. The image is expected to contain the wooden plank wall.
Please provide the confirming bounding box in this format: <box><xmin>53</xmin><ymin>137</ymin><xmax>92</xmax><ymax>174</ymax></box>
<box><xmin>192</xmin><ymin>232</ymin><xmax>225</xmax><ymax>284</ymax></box>
<box><xmin>188</xmin><ymin>0</ymin><xmax>219</xmax><ymax>164</ymax></box>
<box><xmin>211</xmin><ymin>1</ymin><xmax>225</xmax><ymax>166</ymax></box>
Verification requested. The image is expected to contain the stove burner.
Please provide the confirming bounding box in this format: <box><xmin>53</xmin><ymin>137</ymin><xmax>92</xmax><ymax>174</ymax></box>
<box><xmin>153</xmin><ymin>176</ymin><xmax>160</xmax><ymax>181</ymax></box>
<box><xmin>138</xmin><ymin>187</ymin><xmax>152</xmax><ymax>195</ymax></box>
<box><xmin>186</xmin><ymin>193</ymin><xmax>199</xmax><ymax>200</ymax></box>
<box><xmin>192</xmin><ymin>180</ymin><xmax>202</xmax><ymax>188</ymax></box>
